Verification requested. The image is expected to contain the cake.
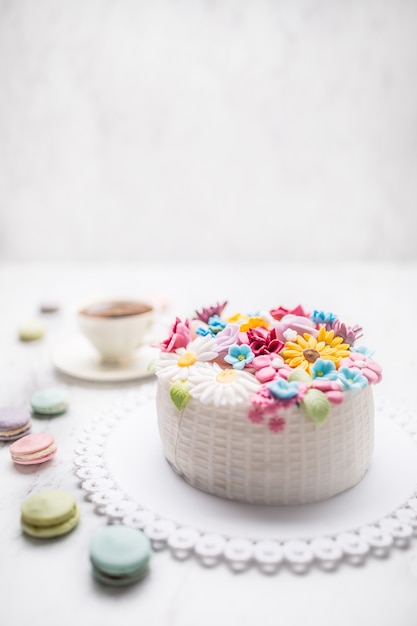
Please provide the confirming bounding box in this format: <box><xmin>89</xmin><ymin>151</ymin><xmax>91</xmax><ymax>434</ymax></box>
<box><xmin>153</xmin><ymin>302</ymin><xmax>382</xmax><ymax>505</ymax></box>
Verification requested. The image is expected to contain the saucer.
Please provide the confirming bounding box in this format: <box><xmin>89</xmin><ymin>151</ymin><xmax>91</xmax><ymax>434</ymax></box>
<box><xmin>51</xmin><ymin>335</ymin><xmax>159</xmax><ymax>383</ymax></box>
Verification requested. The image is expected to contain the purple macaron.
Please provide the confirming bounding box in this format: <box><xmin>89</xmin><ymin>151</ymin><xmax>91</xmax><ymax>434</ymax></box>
<box><xmin>0</xmin><ymin>407</ymin><xmax>32</xmax><ymax>442</ymax></box>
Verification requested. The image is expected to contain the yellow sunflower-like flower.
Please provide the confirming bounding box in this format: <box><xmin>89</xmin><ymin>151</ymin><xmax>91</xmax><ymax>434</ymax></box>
<box><xmin>281</xmin><ymin>327</ymin><xmax>350</xmax><ymax>374</ymax></box>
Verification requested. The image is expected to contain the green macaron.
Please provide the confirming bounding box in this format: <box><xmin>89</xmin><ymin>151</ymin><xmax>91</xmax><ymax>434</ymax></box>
<box><xmin>30</xmin><ymin>387</ymin><xmax>70</xmax><ymax>416</ymax></box>
<box><xmin>89</xmin><ymin>525</ymin><xmax>152</xmax><ymax>586</ymax></box>
<box><xmin>21</xmin><ymin>489</ymin><xmax>80</xmax><ymax>538</ymax></box>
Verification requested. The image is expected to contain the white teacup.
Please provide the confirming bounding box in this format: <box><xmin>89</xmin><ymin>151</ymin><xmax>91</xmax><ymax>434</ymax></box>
<box><xmin>78</xmin><ymin>300</ymin><xmax>155</xmax><ymax>364</ymax></box>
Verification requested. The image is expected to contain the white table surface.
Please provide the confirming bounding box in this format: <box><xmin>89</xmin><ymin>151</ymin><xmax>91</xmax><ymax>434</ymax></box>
<box><xmin>1</xmin><ymin>260</ymin><xmax>417</xmax><ymax>626</ymax></box>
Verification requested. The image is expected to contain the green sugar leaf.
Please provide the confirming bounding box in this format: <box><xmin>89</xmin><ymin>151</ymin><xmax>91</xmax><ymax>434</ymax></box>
<box><xmin>288</xmin><ymin>367</ymin><xmax>311</xmax><ymax>383</ymax></box>
<box><xmin>169</xmin><ymin>380</ymin><xmax>190</xmax><ymax>411</ymax></box>
<box><xmin>302</xmin><ymin>388</ymin><xmax>330</xmax><ymax>425</ymax></box>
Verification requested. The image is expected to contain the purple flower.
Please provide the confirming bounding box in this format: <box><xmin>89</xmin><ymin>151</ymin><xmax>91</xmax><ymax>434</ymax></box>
<box><xmin>215</xmin><ymin>324</ymin><xmax>240</xmax><ymax>354</ymax></box>
<box><xmin>326</xmin><ymin>319</ymin><xmax>363</xmax><ymax>345</ymax></box>
<box><xmin>194</xmin><ymin>301</ymin><xmax>228</xmax><ymax>324</ymax></box>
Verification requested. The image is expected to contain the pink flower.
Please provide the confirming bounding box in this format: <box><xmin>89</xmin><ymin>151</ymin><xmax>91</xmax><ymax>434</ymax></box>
<box><xmin>275</xmin><ymin>314</ymin><xmax>318</xmax><ymax>342</ymax></box>
<box><xmin>312</xmin><ymin>379</ymin><xmax>342</xmax><ymax>392</ymax></box>
<box><xmin>157</xmin><ymin>317</ymin><xmax>191</xmax><ymax>352</ymax></box>
<box><xmin>325</xmin><ymin>390</ymin><xmax>344</xmax><ymax>404</ymax></box>
<box><xmin>275</xmin><ymin>367</ymin><xmax>290</xmax><ymax>380</ymax></box>
<box><xmin>339</xmin><ymin>353</ymin><xmax>382</xmax><ymax>384</ymax></box>
<box><xmin>270</xmin><ymin>304</ymin><xmax>309</xmax><ymax>321</ymax></box>
<box><xmin>312</xmin><ymin>378</ymin><xmax>344</xmax><ymax>404</ymax></box>
<box><xmin>248</xmin><ymin>406</ymin><xmax>265</xmax><ymax>424</ymax></box>
<box><xmin>250</xmin><ymin>386</ymin><xmax>277</xmax><ymax>411</ymax></box>
<box><xmin>296</xmin><ymin>382</ymin><xmax>310</xmax><ymax>402</ymax></box>
<box><xmin>246</xmin><ymin>327</ymin><xmax>284</xmax><ymax>356</ymax></box>
<box><xmin>251</xmin><ymin>354</ymin><xmax>291</xmax><ymax>383</ymax></box>
<box><xmin>252</xmin><ymin>381</ymin><xmax>307</xmax><ymax>414</ymax></box>
<box><xmin>268</xmin><ymin>416</ymin><xmax>286</xmax><ymax>433</ymax></box>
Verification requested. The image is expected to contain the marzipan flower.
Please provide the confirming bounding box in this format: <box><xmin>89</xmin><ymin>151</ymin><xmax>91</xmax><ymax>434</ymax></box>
<box><xmin>215</xmin><ymin>324</ymin><xmax>240</xmax><ymax>354</ymax></box>
<box><xmin>157</xmin><ymin>317</ymin><xmax>191</xmax><ymax>352</ymax></box>
<box><xmin>350</xmin><ymin>345</ymin><xmax>375</xmax><ymax>358</ymax></box>
<box><xmin>268</xmin><ymin>416</ymin><xmax>286</xmax><ymax>433</ymax></box>
<box><xmin>251</xmin><ymin>354</ymin><xmax>291</xmax><ymax>383</ymax></box>
<box><xmin>311</xmin><ymin>358</ymin><xmax>338</xmax><ymax>380</ymax></box>
<box><xmin>155</xmin><ymin>335</ymin><xmax>219</xmax><ymax>381</ymax></box>
<box><xmin>311</xmin><ymin>379</ymin><xmax>344</xmax><ymax>404</ymax></box>
<box><xmin>226</xmin><ymin>312</ymin><xmax>269</xmax><ymax>333</ymax></box>
<box><xmin>310</xmin><ymin>310</ymin><xmax>337</xmax><ymax>325</ymax></box>
<box><xmin>224</xmin><ymin>344</ymin><xmax>255</xmax><ymax>370</ymax></box>
<box><xmin>337</xmin><ymin>367</ymin><xmax>368</xmax><ymax>390</ymax></box>
<box><xmin>270</xmin><ymin>304</ymin><xmax>308</xmax><ymax>320</ymax></box>
<box><xmin>208</xmin><ymin>315</ymin><xmax>226</xmax><ymax>334</ymax></box>
<box><xmin>245</xmin><ymin>327</ymin><xmax>284</xmax><ymax>356</ymax></box>
<box><xmin>195</xmin><ymin>301</ymin><xmax>228</xmax><ymax>324</ymax></box>
<box><xmin>326</xmin><ymin>319</ymin><xmax>363</xmax><ymax>345</ymax></box>
<box><xmin>339</xmin><ymin>353</ymin><xmax>382</xmax><ymax>383</ymax></box>
<box><xmin>275</xmin><ymin>314</ymin><xmax>318</xmax><ymax>342</ymax></box>
<box><xmin>281</xmin><ymin>328</ymin><xmax>350</xmax><ymax>374</ymax></box>
<box><xmin>195</xmin><ymin>325</ymin><xmax>215</xmax><ymax>338</ymax></box>
<box><xmin>188</xmin><ymin>362</ymin><xmax>260</xmax><ymax>407</ymax></box>
<box><xmin>268</xmin><ymin>379</ymin><xmax>300</xmax><ymax>400</ymax></box>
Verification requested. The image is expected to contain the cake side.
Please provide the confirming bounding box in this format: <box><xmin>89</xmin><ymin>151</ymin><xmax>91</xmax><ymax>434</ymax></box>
<box><xmin>156</xmin><ymin>376</ymin><xmax>374</xmax><ymax>505</ymax></box>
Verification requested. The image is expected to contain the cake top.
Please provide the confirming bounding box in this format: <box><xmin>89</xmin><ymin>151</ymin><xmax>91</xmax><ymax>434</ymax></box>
<box><xmin>153</xmin><ymin>302</ymin><xmax>382</xmax><ymax>431</ymax></box>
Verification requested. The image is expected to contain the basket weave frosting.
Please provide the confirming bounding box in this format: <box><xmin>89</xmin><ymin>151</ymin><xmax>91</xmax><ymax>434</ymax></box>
<box><xmin>156</xmin><ymin>378</ymin><xmax>374</xmax><ymax>505</ymax></box>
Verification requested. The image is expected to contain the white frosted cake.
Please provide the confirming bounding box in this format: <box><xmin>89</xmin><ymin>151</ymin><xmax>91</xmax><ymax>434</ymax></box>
<box><xmin>153</xmin><ymin>303</ymin><xmax>382</xmax><ymax>505</ymax></box>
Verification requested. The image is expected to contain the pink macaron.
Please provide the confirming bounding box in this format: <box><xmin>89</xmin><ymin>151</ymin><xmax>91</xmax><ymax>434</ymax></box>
<box><xmin>10</xmin><ymin>432</ymin><xmax>57</xmax><ymax>465</ymax></box>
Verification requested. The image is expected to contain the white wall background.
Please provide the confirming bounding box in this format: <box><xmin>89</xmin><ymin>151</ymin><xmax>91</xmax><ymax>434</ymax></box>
<box><xmin>0</xmin><ymin>0</ymin><xmax>416</xmax><ymax>263</ymax></box>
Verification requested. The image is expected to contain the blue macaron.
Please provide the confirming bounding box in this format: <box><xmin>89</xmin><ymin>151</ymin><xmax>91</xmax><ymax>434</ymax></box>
<box><xmin>89</xmin><ymin>525</ymin><xmax>152</xmax><ymax>586</ymax></box>
<box><xmin>30</xmin><ymin>387</ymin><xmax>70</xmax><ymax>416</ymax></box>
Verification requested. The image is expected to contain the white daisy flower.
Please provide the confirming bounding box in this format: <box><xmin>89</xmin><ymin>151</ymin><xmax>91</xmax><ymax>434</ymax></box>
<box><xmin>155</xmin><ymin>335</ymin><xmax>219</xmax><ymax>382</ymax></box>
<box><xmin>188</xmin><ymin>362</ymin><xmax>260</xmax><ymax>407</ymax></box>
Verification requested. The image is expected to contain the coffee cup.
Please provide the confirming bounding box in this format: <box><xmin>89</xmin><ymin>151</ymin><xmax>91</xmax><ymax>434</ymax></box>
<box><xmin>78</xmin><ymin>300</ymin><xmax>155</xmax><ymax>364</ymax></box>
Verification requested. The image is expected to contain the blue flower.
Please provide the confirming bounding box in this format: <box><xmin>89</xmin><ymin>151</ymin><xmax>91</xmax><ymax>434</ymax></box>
<box><xmin>310</xmin><ymin>310</ymin><xmax>337</xmax><ymax>324</ymax></box>
<box><xmin>195</xmin><ymin>326</ymin><xmax>215</xmax><ymax>338</ymax></box>
<box><xmin>350</xmin><ymin>345</ymin><xmax>375</xmax><ymax>358</ymax></box>
<box><xmin>224</xmin><ymin>344</ymin><xmax>255</xmax><ymax>370</ymax></box>
<box><xmin>337</xmin><ymin>366</ymin><xmax>368</xmax><ymax>390</ymax></box>
<box><xmin>268</xmin><ymin>378</ymin><xmax>300</xmax><ymax>399</ymax></box>
<box><xmin>311</xmin><ymin>358</ymin><xmax>338</xmax><ymax>380</ymax></box>
<box><xmin>208</xmin><ymin>315</ymin><xmax>226</xmax><ymax>335</ymax></box>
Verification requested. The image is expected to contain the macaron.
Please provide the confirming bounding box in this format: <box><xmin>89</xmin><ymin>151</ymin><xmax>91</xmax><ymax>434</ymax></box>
<box><xmin>21</xmin><ymin>489</ymin><xmax>80</xmax><ymax>538</ymax></box>
<box><xmin>39</xmin><ymin>301</ymin><xmax>60</xmax><ymax>314</ymax></box>
<box><xmin>10</xmin><ymin>432</ymin><xmax>57</xmax><ymax>465</ymax></box>
<box><xmin>0</xmin><ymin>407</ymin><xmax>32</xmax><ymax>442</ymax></box>
<box><xmin>30</xmin><ymin>387</ymin><xmax>69</xmax><ymax>416</ymax></box>
<box><xmin>90</xmin><ymin>525</ymin><xmax>152</xmax><ymax>586</ymax></box>
<box><xmin>18</xmin><ymin>319</ymin><xmax>45</xmax><ymax>342</ymax></box>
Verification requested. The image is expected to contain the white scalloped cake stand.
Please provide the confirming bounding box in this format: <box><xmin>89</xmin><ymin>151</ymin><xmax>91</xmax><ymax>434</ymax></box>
<box><xmin>74</xmin><ymin>382</ymin><xmax>417</xmax><ymax>574</ymax></box>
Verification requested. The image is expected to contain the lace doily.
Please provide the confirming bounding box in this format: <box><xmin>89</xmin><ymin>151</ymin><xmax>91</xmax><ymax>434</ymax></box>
<box><xmin>73</xmin><ymin>382</ymin><xmax>417</xmax><ymax>574</ymax></box>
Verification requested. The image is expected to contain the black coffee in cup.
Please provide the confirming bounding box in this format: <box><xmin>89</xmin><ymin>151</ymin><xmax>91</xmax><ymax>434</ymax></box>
<box><xmin>79</xmin><ymin>301</ymin><xmax>153</xmax><ymax>318</ymax></box>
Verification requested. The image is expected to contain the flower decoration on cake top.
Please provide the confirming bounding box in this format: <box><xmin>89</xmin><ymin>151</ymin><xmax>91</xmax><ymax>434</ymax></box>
<box><xmin>152</xmin><ymin>302</ymin><xmax>382</xmax><ymax>432</ymax></box>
